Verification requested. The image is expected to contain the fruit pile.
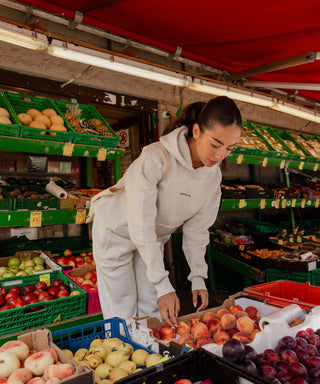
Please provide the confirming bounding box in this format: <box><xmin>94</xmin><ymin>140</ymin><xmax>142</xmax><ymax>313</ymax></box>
<box><xmin>0</xmin><ymin>278</ymin><xmax>80</xmax><ymax>311</ymax></box>
<box><xmin>65</xmin><ymin>337</ymin><xmax>163</xmax><ymax>383</ymax></box>
<box><xmin>0</xmin><ymin>340</ymin><xmax>75</xmax><ymax>381</ymax></box>
<box><xmin>17</xmin><ymin>108</ymin><xmax>67</xmax><ymax>135</ymax></box>
<box><xmin>53</xmin><ymin>249</ymin><xmax>95</xmax><ymax>269</ymax></box>
<box><xmin>72</xmin><ymin>270</ymin><xmax>97</xmax><ymax>291</ymax></box>
<box><xmin>0</xmin><ymin>107</ymin><xmax>13</xmax><ymax>125</ymax></box>
<box><xmin>0</xmin><ymin>255</ymin><xmax>46</xmax><ymax>279</ymax></box>
<box><xmin>222</xmin><ymin>328</ymin><xmax>320</xmax><ymax>384</ymax></box>
<box><xmin>8</xmin><ymin>187</ymin><xmax>52</xmax><ymax>200</ymax></box>
<box><xmin>174</xmin><ymin>380</ymin><xmax>213</xmax><ymax>384</ymax></box>
<box><xmin>157</xmin><ymin>304</ymin><xmax>261</xmax><ymax>348</ymax></box>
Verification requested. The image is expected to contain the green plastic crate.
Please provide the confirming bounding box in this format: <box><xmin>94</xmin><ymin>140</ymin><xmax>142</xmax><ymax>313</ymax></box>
<box><xmin>0</xmin><ymin>91</ymin><xmax>20</xmax><ymax>137</ymax></box>
<box><xmin>236</xmin><ymin>218</ymin><xmax>282</xmax><ymax>234</ymax></box>
<box><xmin>266</xmin><ymin>268</ymin><xmax>314</xmax><ymax>284</ymax></box>
<box><xmin>2</xmin><ymin>90</ymin><xmax>75</xmax><ymax>143</ymax></box>
<box><xmin>0</xmin><ymin>270</ymin><xmax>87</xmax><ymax>336</ymax></box>
<box><xmin>271</xmin><ymin>128</ymin><xmax>309</xmax><ymax>160</ymax></box>
<box><xmin>38</xmin><ymin>235</ymin><xmax>92</xmax><ymax>255</ymax></box>
<box><xmin>0</xmin><ymin>236</ymin><xmax>39</xmax><ymax>257</ymax></box>
<box><xmin>294</xmin><ymin>132</ymin><xmax>320</xmax><ymax>160</ymax></box>
<box><xmin>0</xmin><ymin>187</ymin><xmax>14</xmax><ymax>211</ymax></box>
<box><xmin>53</xmin><ymin>99</ymin><xmax>119</xmax><ymax>147</ymax></box>
<box><xmin>3</xmin><ymin>185</ymin><xmax>59</xmax><ymax>211</ymax></box>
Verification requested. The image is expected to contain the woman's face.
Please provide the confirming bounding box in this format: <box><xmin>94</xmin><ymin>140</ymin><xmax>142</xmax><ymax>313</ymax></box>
<box><xmin>191</xmin><ymin>122</ymin><xmax>241</xmax><ymax>168</ymax></box>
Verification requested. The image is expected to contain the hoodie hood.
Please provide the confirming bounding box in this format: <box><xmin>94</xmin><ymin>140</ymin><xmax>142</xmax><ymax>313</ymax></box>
<box><xmin>160</xmin><ymin>126</ymin><xmax>194</xmax><ymax>171</ymax></box>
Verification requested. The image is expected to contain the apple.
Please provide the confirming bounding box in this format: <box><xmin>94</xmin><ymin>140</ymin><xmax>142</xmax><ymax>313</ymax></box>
<box><xmin>24</xmin><ymin>260</ymin><xmax>35</xmax><ymax>269</ymax></box>
<box><xmin>56</xmin><ymin>284</ymin><xmax>69</xmax><ymax>292</ymax></box>
<box><xmin>13</xmin><ymin>298</ymin><xmax>26</xmax><ymax>308</ymax></box>
<box><xmin>0</xmin><ymin>287</ymin><xmax>7</xmax><ymax>296</ymax></box>
<box><xmin>0</xmin><ymin>267</ymin><xmax>7</xmax><ymax>276</ymax></box>
<box><xmin>84</xmin><ymin>260</ymin><xmax>92</xmax><ymax>266</ymax></box>
<box><xmin>22</xmin><ymin>293</ymin><xmax>37</xmax><ymax>303</ymax></box>
<box><xmin>66</xmin><ymin>260</ymin><xmax>75</xmax><ymax>268</ymax></box>
<box><xmin>79</xmin><ymin>252</ymin><xmax>87</xmax><ymax>257</ymax></box>
<box><xmin>0</xmin><ymin>296</ymin><xmax>5</xmax><ymax>307</ymax></box>
<box><xmin>47</xmin><ymin>287</ymin><xmax>59</xmax><ymax>298</ymax></box>
<box><xmin>7</xmin><ymin>257</ymin><xmax>20</xmax><ymax>269</ymax></box>
<box><xmin>81</xmin><ymin>280</ymin><xmax>94</xmax><ymax>287</ymax></box>
<box><xmin>55</xmin><ymin>256</ymin><xmax>67</xmax><ymax>266</ymax></box>
<box><xmin>82</xmin><ymin>284</ymin><xmax>94</xmax><ymax>290</ymax></box>
<box><xmin>35</xmin><ymin>282</ymin><xmax>48</xmax><ymax>292</ymax></box>
<box><xmin>87</xmin><ymin>251</ymin><xmax>93</xmax><ymax>257</ymax></box>
<box><xmin>63</xmin><ymin>249</ymin><xmax>72</xmax><ymax>257</ymax></box>
<box><xmin>0</xmin><ymin>304</ymin><xmax>10</xmax><ymax>311</ymax></box>
<box><xmin>38</xmin><ymin>291</ymin><xmax>49</xmax><ymax>301</ymax></box>
<box><xmin>74</xmin><ymin>277</ymin><xmax>84</xmax><ymax>285</ymax></box>
<box><xmin>9</xmin><ymin>286</ymin><xmax>21</xmax><ymax>296</ymax></box>
<box><xmin>0</xmin><ymin>350</ymin><xmax>20</xmax><ymax>377</ymax></box>
<box><xmin>22</xmin><ymin>285</ymin><xmax>35</xmax><ymax>295</ymax></box>
<box><xmin>56</xmin><ymin>289</ymin><xmax>69</xmax><ymax>298</ymax></box>
<box><xmin>32</xmin><ymin>256</ymin><xmax>44</xmax><ymax>266</ymax></box>
<box><xmin>51</xmin><ymin>279</ymin><xmax>63</xmax><ymax>289</ymax></box>
<box><xmin>75</xmin><ymin>260</ymin><xmax>84</xmax><ymax>268</ymax></box>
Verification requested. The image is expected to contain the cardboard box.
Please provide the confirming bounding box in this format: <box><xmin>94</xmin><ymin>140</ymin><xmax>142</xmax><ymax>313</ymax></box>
<box><xmin>47</xmin><ymin>160</ymin><xmax>60</xmax><ymax>173</ymax></box>
<box><xmin>18</xmin><ymin>329</ymin><xmax>94</xmax><ymax>384</ymax></box>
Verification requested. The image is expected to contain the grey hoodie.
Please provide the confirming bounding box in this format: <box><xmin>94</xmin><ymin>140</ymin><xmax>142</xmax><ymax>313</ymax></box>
<box><xmin>93</xmin><ymin>126</ymin><xmax>222</xmax><ymax>298</ymax></box>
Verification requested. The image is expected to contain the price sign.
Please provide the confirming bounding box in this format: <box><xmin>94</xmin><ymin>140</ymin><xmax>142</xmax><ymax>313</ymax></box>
<box><xmin>280</xmin><ymin>160</ymin><xmax>286</xmax><ymax>169</ymax></box>
<box><xmin>278</xmin><ymin>239</ymin><xmax>283</xmax><ymax>245</ymax></box>
<box><xmin>239</xmin><ymin>244</ymin><xmax>245</xmax><ymax>251</ymax></box>
<box><xmin>314</xmin><ymin>164</ymin><xmax>319</xmax><ymax>172</ymax></box>
<box><xmin>289</xmin><ymin>238</ymin><xmax>294</xmax><ymax>243</ymax></box>
<box><xmin>312</xmin><ymin>235</ymin><xmax>317</xmax><ymax>241</ymax></box>
<box><xmin>39</xmin><ymin>274</ymin><xmax>50</xmax><ymax>286</ymax></box>
<box><xmin>301</xmin><ymin>199</ymin><xmax>306</xmax><ymax>208</ymax></box>
<box><xmin>260</xmin><ymin>199</ymin><xmax>266</xmax><ymax>209</ymax></box>
<box><xmin>316</xmin><ymin>199</ymin><xmax>320</xmax><ymax>208</ymax></box>
<box><xmin>275</xmin><ymin>199</ymin><xmax>280</xmax><ymax>209</ymax></box>
<box><xmin>297</xmin><ymin>236</ymin><xmax>302</xmax><ymax>243</ymax></box>
<box><xmin>63</xmin><ymin>143</ymin><xmax>74</xmax><ymax>157</ymax></box>
<box><xmin>30</xmin><ymin>212</ymin><xmax>42</xmax><ymax>227</ymax></box>
<box><xmin>299</xmin><ymin>162</ymin><xmax>304</xmax><ymax>170</ymax></box>
<box><xmin>239</xmin><ymin>199</ymin><xmax>246</xmax><ymax>208</ymax></box>
<box><xmin>237</xmin><ymin>154</ymin><xmax>243</xmax><ymax>164</ymax></box>
<box><xmin>262</xmin><ymin>158</ymin><xmax>268</xmax><ymax>167</ymax></box>
<box><xmin>76</xmin><ymin>209</ymin><xmax>87</xmax><ymax>224</ymax></box>
<box><xmin>292</xmin><ymin>199</ymin><xmax>296</xmax><ymax>208</ymax></box>
<box><xmin>281</xmin><ymin>199</ymin><xmax>287</xmax><ymax>209</ymax></box>
<box><xmin>97</xmin><ymin>148</ymin><xmax>107</xmax><ymax>161</ymax></box>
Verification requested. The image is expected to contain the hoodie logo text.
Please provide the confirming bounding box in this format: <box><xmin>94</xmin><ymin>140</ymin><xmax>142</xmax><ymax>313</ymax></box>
<box><xmin>179</xmin><ymin>192</ymin><xmax>191</xmax><ymax>197</ymax></box>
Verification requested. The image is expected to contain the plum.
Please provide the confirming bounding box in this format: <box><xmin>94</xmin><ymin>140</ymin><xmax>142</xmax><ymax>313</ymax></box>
<box><xmin>281</xmin><ymin>350</ymin><xmax>299</xmax><ymax>364</ymax></box>
<box><xmin>305</xmin><ymin>344</ymin><xmax>318</xmax><ymax>357</ymax></box>
<box><xmin>295</xmin><ymin>348</ymin><xmax>309</xmax><ymax>363</ymax></box>
<box><xmin>222</xmin><ymin>338</ymin><xmax>245</xmax><ymax>363</ymax></box>
<box><xmin>305</xmin><ymin>356</ymin><xmax>320</xmax><ymax>369</ymax></box>
<box><xmin>261</xmin><ymin>365</ymin><xmax>277</xmax><ymax>377</ymax></box>
<box><xmin>291</xmin><ymin>378</ymin><xmax>308</xmax><ymax>384</ymax></box>
<box><xmin>289</xmin><ymin>362</ymin><xmax>307</xmax><ymax>377</ymax></box>
<box><xmin>295</xmin><ymin>337</ymin><xmax>308</xmax><ymax>348</ymax></box>
<box><xmin>244</xmin><ymin>345</ymin><xmax>257</xmax><ymax>362</ymax></box>
<box><xmin>278</xmin><ymin>336</ymin><xmax>296</xmax><ymax>350</ymax></box>
<box><xmin>277</xmin><ymin>370</ymin><xmax>293</xmax><ymax>383</ymax></box>
<box><xmin>309</xmin><ymin>367</ymin><xmax>320</xmax><ymax>379</ymax></box>
<box><xmin>308</xmin><ymin>334</ymin><xmax>320</xmax><ymax>349</ymax></box>
<box><xmin>240</xmin><ymin>360</ymin><xmax>258</xmax><ymax>375</ymax></box>
<box><xmin>273</xmin><ymin>360</ymin><xmax>290</xmax><ymax>372</ymax></box>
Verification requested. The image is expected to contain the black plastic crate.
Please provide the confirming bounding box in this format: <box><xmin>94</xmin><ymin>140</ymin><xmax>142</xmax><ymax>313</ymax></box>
<box><xmin>116</xmin><ymin>348</ymin><xmax>276</xmax><ymax>384</ymax></box>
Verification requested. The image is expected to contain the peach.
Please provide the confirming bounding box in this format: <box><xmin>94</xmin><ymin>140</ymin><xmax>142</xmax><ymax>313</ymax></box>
<box><xmin>24</xmin><ymin>351</ymin><xmax>54</xmax><ymax>376</ymax></box>
<box><xmin>190</xmin><ymin>317</ymin><xmax>203</xmax><ymax>327</ymax></box>
<box><xmin>159</xmin><ymin>325</ymin><xmax>176</xmax><ymax>340</ymax></box>
<box><xmin>191</xmin><ymin>323</ymin><xmax>211</xmax><ymax>341</ymax></box>
<box><xmin>250</xmin><ymin>329</ymin><xmax>260</xmax><ymax>341</ymax></box>
<box><xmin>206</xmin><ymin>319</ymin><xmax>222</xmax><ymax>335</ymax></box>
<box><xmin>213</xmin><ymin>331</ymin><xmax>230</xmax><ymax>344</ymax></box>
<box><xmin>232</xmin><ymin>331</ymin><xmax>252</xmax><ymax>344</ymax></box>
<box><xmin>245</xmin><ymin>306</ymin><xmax>260</xmax><ymax>321</ymax></box>
<box><xmin>228</xmin><ymin>328</ymin><xmax>239</xmax><ymax>338</ymax></box>
<box><xmin>216</xmin><ymin>308</ymin><xmax>230</xmax><ymax>320</ymax></box>
<box><xmin>176</xmin><ymin>320</ymin><xmax>191</xmax><ymax>336</ymax></box>
<box><xmin>196</xmin><ymin>336</ymin><xmax>213</xmax><ymax>348</ymax></box>
<box><xmin>203</xmin><ymin>312</ymin><xmax>218</xmax><ymax>324</ymax></box>
<box><xmin>234</xmin><ymin>311</ymin><xmax>249</xmax><ymax>319</ymax></box>
<box><xmin>0</xmin><ymin>378</ymin><xmax>7</xmax><ymax>384</ymax></box>
<box><xmin>177</xmin><ymin>334</ymin><xmax>195</xmax><ymax>346</ymax></box>
<box><xmin>216</xmin><ymin>338</ymin><xmax>229</xmax><ymax>345</ymax></box>
<box><xmin>229</xmin><ymin>305</ymin><xmax>243</xmax><ymax>315</ymax></box>
<box><xmin>236</xmin><ymin>316</ymin><xmax>254</xmax><ymax>335</ymax></box>
<box><xmin>44</xmin><ymin>379</ymin><xmax>60</xmax><ymax>384</ymax></box>
<box><xmin>220</xmin><ymin>313</ymin><xmax>236</xmax><ymax>330</ymax></box>
<box><xmin>7</xmin><ymin>369</ymin><xmax>32</xmax><ymax>384</ymax></box>
<box><xmin>43</xmin><ymin>364</ymin><xmax>75</xmax><ymax>381</ymax></box>
<box><xmin>0</xmin><ymin>351</ymin><xmax>20</xmax><ymax>378</ymax></box>
<box><xmin>27</xmin><ymin>378</ymin><xmax>45</xmax><ymax>384</ymax></box>
<box><xmin>0</xmin><ymin>341</ymin><xmax>29</xmax><ymax>361</ymax></box>
<box><xmin>43</xmin><ymin>349</ymin><xmax>58</xmax><ymax>361</ymax></box>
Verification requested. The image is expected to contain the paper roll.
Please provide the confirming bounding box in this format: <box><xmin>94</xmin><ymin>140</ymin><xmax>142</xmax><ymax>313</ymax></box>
<box><xmin>259</xmin><ymin>304</ymin><xmax>304</xmax><ymax>330</ymax></box>
<box><xmin>45</xmin><ymin>181</ymin><xmax>68</xmax><ymax>199</ymax></box>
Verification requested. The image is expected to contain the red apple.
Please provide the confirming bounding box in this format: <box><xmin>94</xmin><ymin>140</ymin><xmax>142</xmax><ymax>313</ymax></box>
<box><xmin>35</xmin><ymin>281</ymin><xmax>48</xmax><ymax>292</ymax></box>
<box><xmin>84</xmin><ymin>260</ymin><xmax>92</xmax><ymax>266</ymax></box>
<box><xmin>82</xmin><ymin>284</ymin><xmax>94</xmax><ymax>290</ymax></box>
<box><xmin>87</xmin><ymin>251</ymin><xmax>93</xmax><ymax>257</ymax></box>
<box><xmin>5</xmin><ymin>291</ymin><xmax>18</xmax><ymax>301</ymax></box>
<box><xmin>47</xmin><ymin>287</ymin><xmax>59</xmax><ymax>298</ymax></box>
<box><xmin>0</xmin><ymin>304</ymin><xmax>10</xmax><ymax>311</ymax></box>
<box><xmin>66</xmin><ymin>260</ymin><xmax>75</xmax><ymax>268</ymax></box>
<box><xmin>56</xmin><ymin>289</ymin><xmax>69</xmax><ymax>298</ymax></box>
<box><xmin>160</xmin><ymin>325</ymin><xmax>176</xmax><ymax>340</ymax></box>
<box><xmin>42</xmin><ymin>296</ymin><xmax>54</xmax><ymax>302</ymax></box>
<box><xmin>75</xmin><ymin>260</ymin><xmax>84</xmax><ymax>268</ymax></box>
<box><xmin>9</xmin><ymin>286</ymin><xmax>21</xmax><ymax>295</ymax></box>
<box><xmin>0</xmin><ymin>287</ymin><xmax>7</xmax><ymax>296</ymax></box>
<box><xmin>56</xmin><ymin>256</ymin><xmax>67</xmax><ymax>266</ymax></box>
<box><xmin>64</xmin><ymin>249</ymin><xmax>72</xmax><ymax>257</ymax></box>
<box><xmin>79</xmin><ymin>252</ymin><xmax>87</xmax><ymax>257</ymax></box>
<box><xmin>22</xmin><ymin>293</ymin><xmax>37</xmax><ymax>303</ymax></box>
<box><xmin>0</xmin><ymin>295</ymin><xmax>5</xmax><ymax>307</ymax></box>
<box><xmin>57</xmin><ymin>283</ymin><xmax>69</xmax><ymax>292</ymax></box>
<box><xmin>74</xmin><ymin>277</ymin><xmax>84</xmax><ymax>285</ymax></box>
<box><xmin>7</xmin><ymin>296</ymin><xmax>18</xmax><ymax>308</ymax></box>
<box><xmin>51</xmin><ymin>279</ymin><xmax>63</xmax><ymax>289</ymax></box>
<box><xmin>38</xmin><ymin>291</ymin><xmax>50</xmax><ymax>301</ymax></box>
<box><xmin>22</xmin><ymin>285</ymin><xmax>35</xmax><ymax>295</ymax></box>
<box><xmin>13</xmin><ymin>299</ymin><xmax>25</xmax><ymax>308</ymax></box>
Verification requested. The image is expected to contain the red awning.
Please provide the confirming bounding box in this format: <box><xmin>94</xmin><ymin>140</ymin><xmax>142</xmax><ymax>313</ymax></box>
<box><xmin>11</xmin><ymin>0</ymin><xmax>320</xmax><ymax>103</ymax></box>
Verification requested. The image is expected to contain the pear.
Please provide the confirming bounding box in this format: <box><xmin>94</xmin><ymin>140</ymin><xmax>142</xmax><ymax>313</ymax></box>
<box><xmin>86</xmin><ymin>354</ymin><xmax>103</xmax><ymax>369</ymax></box>
<box><xmin>134</xmin><ymin>368</ymin><xmax>143</xmax><ymax>373</ymax></box>
<box><xmin>90</xmin><ymin>338</ymin><xmax>103</xmax><ymax>351</ymax></box>
<box><xmin>95</xmin><ymin>363</ymin><xmax>112</xmax><ymax>383</ymax></box>
<box><xmin>78</xmin><ymin>360</ymin><xmax>90</xmax><ymax>367</ymax></box>
<box><xmin>117</xmin><ymin>342</ymin><xmax>133</xmax><ymax>357</ymax></box>
<box><xmin>118</xmin><ymin>360</ymin><xmax>136</xmax><ymax>374</ymax></box>
<box><xmin>106</xmin><ymin>350</ymin><xmax>129</xmax><ymax>367</ymax></box>
<box><xmin>146</xmin><ymin>353</ymin><xmax>163</xmax><ymax>367</ymax></box>
<box><xmin>103</xmin><ymin>337</ymin><xmax>123</xmax><ymax>351</ymax></box>
<box><xmin>109</xmin><ymin>367</ymin><xmax>128</xmax><ymax>382</ymax></box>
<box><xmin>92</xmin><ymin>345</ymin><xmax>111</xmax><ymax>361</ymax></box>
<box><xmin>74</xmin><ymin>348</ymin><xmax>89</xmax><ymax>360</ymax></box>
<box><xmin>62</xmin><ymin>349</ymin><xmax>73</xmax><ymax>359</ymax></box>
<box><xmin>99</xmin><ymin>380</ymin><xmax>113</xmax><ymax>384</ymax></box>
<box><xmin>131</xmin><ymin>349</ymin><xmax>149</xmax><ymax>366</ymax></box>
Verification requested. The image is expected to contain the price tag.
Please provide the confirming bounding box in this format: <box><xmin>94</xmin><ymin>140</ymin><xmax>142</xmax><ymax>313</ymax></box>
<box><xmin>278</xmin><ymin>239</ymin><xmax>283</xmax><ymax>245</ymax></box>
<box><xmin>291</xmin><ymin>199</ymin><xmax>296</xmax><ymax>208</ymax></box>
<box><xmin>76</xmin><ymin>209</ymin><xmax>87</xmax><ymax>224</ymax></box>
<box><xmin>297</xmin><ymin>236</ymin><xmax>302</xmax><ymax>243</ymax></box>
<box><xmin>97</xmin><ymin>148</ymin><xmax>107</xmax><ymax>161</ymax></box>
<box><xmin>237</xmin><ymin>154</ymin><xmax>243</xmax><ymax>164</ymax></box>
<box><xmin>280</xmin><ymin>160</ymin><xmax>286</xmax><ymax>169</ymax></box>
<box><xmin>299</xmin><ymin>161</ymin><xmax>304</xmax><ymax>170</ymax></box>
<box><xmin>262</xmin><ymin>158</ymin><xmax>268</xmax><ymax>167</ymax></box>
<box><xmin>260</xmin><ymin>199</ymin><xmax>266</xmax><ymax>209</ymax></box>
<box><xmin>316</xmin><ymin>199</ymin><xmax>320</xmax><ymax>208</ymax></box>
<box><xmin>39</xmin><ymin>274</ymin><xmax>50</xmax><ymax>286</ymax></box>
<box><xmin>275</xmin><ymin>199</ymin><xmax>280</xmax><ymax>209</ymax></box>
<box><xmin>239</xmin><ymin>199</ymin><xmax>246</xmax><ymax>208</ymax></box>
<box><xmin>314</xmin><ymin>164</ymin><xmax>319</xmax><ymax>172</ymax></box>
<box><xmin>281</xmin><ymin>199</ymin><xmax>287</xmax><ymax>209</ymax></box>
<box><xmin>301</xmin><ymin>199</ymin><xmax>306</xmax><ymax>208</ymax></box>
<box><xmin>289</xmin><ymin>238</ymin><xmax>294</xmax><ymax>243</ymax></box>
<box><xmin>30</xmin><ymin>212</ymin><xmax>42</xmax><ymax>227</ymax></box>
<box><xmin>239</xmin><ymin>244</ymin><xmax>245</xmax><ymax>251</ymax></box>
<box><xmin>312</xmin><ymin>235</ymin><xmax>317</xmax><ymax>241</ymax></box>
<box><xmin>63</xmin><ymin>143</ymin><xmax>74</xmax><ymax>157</ymax></box>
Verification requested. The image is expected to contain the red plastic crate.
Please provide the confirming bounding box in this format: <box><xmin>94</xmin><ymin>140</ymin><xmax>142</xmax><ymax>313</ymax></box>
<box><xmin>63</xmin><ymin>265</ymin><xmax>101</xmax><ymax>314</ymax></box>
<box><xmin>243</xmin><ymin>280</ymin><xmax>320</xmax><ymax>310</ymax></box>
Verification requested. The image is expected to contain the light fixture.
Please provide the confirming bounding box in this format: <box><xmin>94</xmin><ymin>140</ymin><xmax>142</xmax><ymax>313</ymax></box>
<box><xmin>271</xmin><ymin>101</ymin><xmax>320</xmax><ymax>123</ymax></box>
<box><xmin>47</xmin><ymin>40</ymin><xmax>191</xmax><ymax>87</ymax></box>
<box><xmin>243</xmin><ymin>80</ymin><xmax>320</xmax><ymax>91</ymax></box>
<box><xmin>0</xmin><ymin>21</ymin><xmax>48</xmax><ymax>50</ymax></box>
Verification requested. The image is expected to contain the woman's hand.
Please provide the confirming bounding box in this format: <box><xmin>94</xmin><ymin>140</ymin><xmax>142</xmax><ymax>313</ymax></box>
<box><xmin>158</xmin><ymin>292</ymin><xmax>180</xmax><ymax>327</ymax></box>
<box><xmin>192</xmin><ymin>289</ymin><xmax>209</xmax><ymax>312</ymax></box>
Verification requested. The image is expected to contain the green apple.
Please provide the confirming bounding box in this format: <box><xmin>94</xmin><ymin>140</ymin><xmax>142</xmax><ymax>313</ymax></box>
<box><xmin>8</xmin><ymin>266</ymin><xmax>19</xmax><ymax>274</ymax></box>
<box><xmin>19</xmin><ymin>261</ymin><xmax>26</xmax><ymax>270</ymax></box>
<box><xmin>0</xmin><ymin>267</ymin><xmax>7</xmax><ymax>276</ymax></box>
<box><xmin>25</xmin><ymin>267</ymin><xmax>35</xmax><ymax>275</ymax></box>
<box><xmin>16</xmin><ymin>271</ymin><xmax>27</xmax><ymax>276</ymax></box>
<box><xmin>25</xmin><ymin>260</ymin><xmax>35</xmax><ymax>268</ymax></box>
<box><xmin>33</xmin><ymin>256</ymin><xmax>44</xmax><ymax>266</ymax></box>
<box><xmin>34</xmin><ymin>265</ymin><xmax>45</xmax><ymax>271</ymax></box>
<box><xmin>8</xmin><ymin>257</ymin><xmax>20</xmax><ymax>268</ymax></box>
<box><xmin>3</xmin><ymin>271</ymin><xmax>15</xmax><ymax>278</ymax></box>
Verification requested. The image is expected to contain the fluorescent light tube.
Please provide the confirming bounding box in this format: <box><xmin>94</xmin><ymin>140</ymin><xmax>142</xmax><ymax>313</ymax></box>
<box><xmin>47</xmin><ymin>40</ymin><xmax>190</xmax><ymax>87</ymax></box>
<box><xmin>0</xmin><ymin>21</ymin><xmax>48</xmax><ymax>50</ymax></box>
<box><xmin>272</xmin><ymin>102</ymin><xmax>320</xmax><ymax>123</ymax></box>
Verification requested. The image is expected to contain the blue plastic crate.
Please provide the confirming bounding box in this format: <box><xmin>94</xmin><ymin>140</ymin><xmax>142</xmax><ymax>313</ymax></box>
<box><xmin>51</xmin><ymin>317</ymin><xmax>153</xmax><ymax>354</ymax></box>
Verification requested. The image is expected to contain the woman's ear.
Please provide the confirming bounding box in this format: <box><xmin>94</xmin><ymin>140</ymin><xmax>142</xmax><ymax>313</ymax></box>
<box><xmin>193</xmin><ymin>123</ymin><xmax>200</xmax><ymax>139</ymax></box>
